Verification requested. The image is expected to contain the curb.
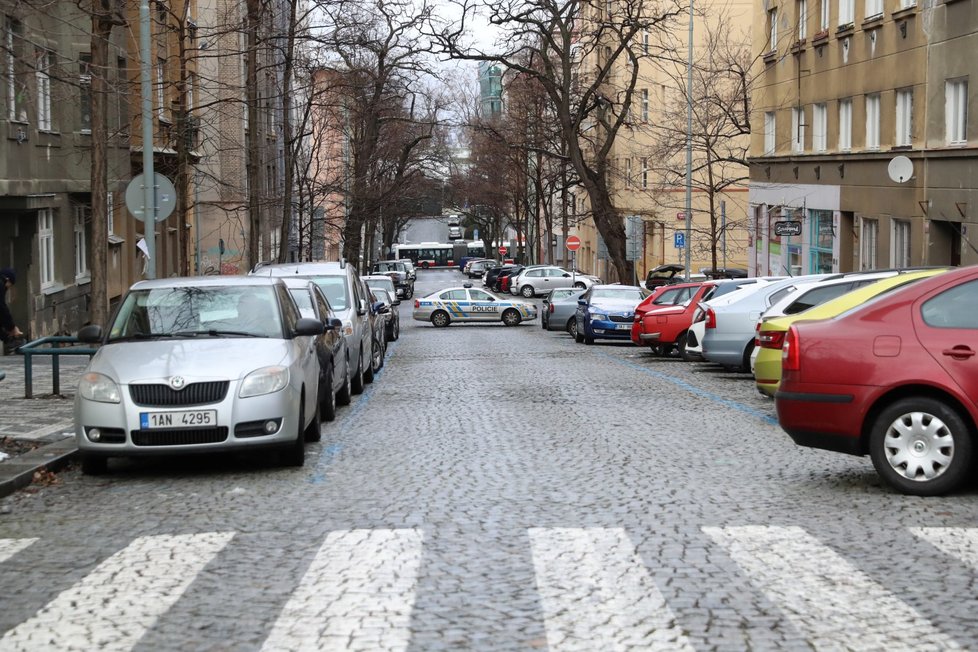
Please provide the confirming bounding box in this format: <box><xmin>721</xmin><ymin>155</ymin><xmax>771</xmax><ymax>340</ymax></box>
<box><xmin>0</xmin><ymin>436</ymin><xmax>78</xmax><ymax>499</ymax></box>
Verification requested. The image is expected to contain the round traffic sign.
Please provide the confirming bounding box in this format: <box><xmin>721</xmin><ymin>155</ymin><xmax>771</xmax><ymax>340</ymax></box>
<box><xmin>498</xmin><ymin>246</ymin><xmax>508</xmax><ymax>256</ymax></box>
<box><xmin>125</xmin><ymin>172</ymin><xmax>177</xmax><ymax>223</ymax></box>
<box><xmin>565</xmin><ymin>235</ymin><xmax>582</xmax><ymax>251</ymax></box>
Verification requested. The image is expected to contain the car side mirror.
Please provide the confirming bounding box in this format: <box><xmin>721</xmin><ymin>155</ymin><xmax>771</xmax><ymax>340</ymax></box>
<box><xmin>373</xmin><ymin>301</ymin><xmax>390</xmax><ymax>314</ymax></box>
<box><xmin>393</xmin><ymin>299</ymin><xmax>401</xmax><ymax>306</ymax></box>
<box><xmin>77</xmin><ymin>324</ymin><xmax>103</xmax><ymax>343</ymax></box>
<box><xmin>294</xmin><ymin>317</ymin><xmax>325</xmax><ymax>336</ymax></box>
<box><xmin>578</xmin><ymin>299</ymin><xmax>586</xmax><ymax>306</ymax></box>
<box><xmin>563</xmin><ymin>273</ymin><xmax>571</xmax><ymax>278</ymax></box>
<box><xmin>324</xmin><ymin>318</ymin><xmax>343</xmax><ymax>331</ymax></box>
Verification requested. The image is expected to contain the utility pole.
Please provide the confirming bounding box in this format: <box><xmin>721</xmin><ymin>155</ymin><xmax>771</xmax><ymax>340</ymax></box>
<box><xmin>683</xmin><ymin>0</ymin><xmax>694</xmax><ymax>281</ymax></box>
<box><xmin>139</xmin><ymin>0</ymin><xmax>157</xmax><ymax>278</ymax></box>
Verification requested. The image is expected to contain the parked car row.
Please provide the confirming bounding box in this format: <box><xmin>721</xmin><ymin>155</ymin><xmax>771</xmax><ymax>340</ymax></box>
<box><xmin>73</xmin><ymin>260</ymin><xmax>400</xmax><ymax>475</ymax></box>
<box><xmin>544</xmin><ymin>264</ymin><xmax>978</xmax><ymax>496</ymax></box>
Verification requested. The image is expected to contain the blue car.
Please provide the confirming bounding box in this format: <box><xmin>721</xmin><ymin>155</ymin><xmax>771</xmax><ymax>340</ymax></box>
<box><xmin>574</xmin><ymin>285</ymin><xmax>649</xmax><ymax>344</ymax></box>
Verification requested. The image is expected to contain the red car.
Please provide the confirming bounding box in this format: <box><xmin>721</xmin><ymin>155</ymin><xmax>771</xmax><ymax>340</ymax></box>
<box><xmin>776</xmin><ymin>265</ymin><xmax>978</xmax><ymax>496</ymax></box>
<box><xmin>631</xmin><ymin>282</ymin><xmax>707</xmax><ymax>354</ymax></box>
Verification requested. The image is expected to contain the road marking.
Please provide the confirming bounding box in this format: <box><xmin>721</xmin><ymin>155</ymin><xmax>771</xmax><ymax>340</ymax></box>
<box><xmin>704</xmin><ymin>525</ymin><xmax>961</xmax><ymax>650</ymax></box>
<box><xmin>911</xmin><ymin>527</ymin><xmax>978</xmax><ymax>569</ymax></box>
<box><xmin>261</xmin><ymin>528</ymin><xmax>423</xmax><ymax>651</ymax></box>
<box><xmin>0</xmin><ymin>538</ymin><xmax>37</xmax><ymax>564</ymax></box>
<box><xmin>528</xmin><ymin>527</ymin><xmax>695</xmax><ymax>652</ymax></box>
<box><xmin>0</xmin><ymin>532</ymin><xmax>233</xmax><ymax>651</ymax></box>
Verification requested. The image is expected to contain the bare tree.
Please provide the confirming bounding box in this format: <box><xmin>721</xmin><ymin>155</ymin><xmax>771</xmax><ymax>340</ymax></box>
<box><xmin>432</xmin><ymin>0</ymin><xmax>683</xmax><ymax>282</ymax></box>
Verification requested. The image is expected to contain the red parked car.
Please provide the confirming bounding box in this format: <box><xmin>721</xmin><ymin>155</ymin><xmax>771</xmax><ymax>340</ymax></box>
<box><xmin>631</xmin><ymin>282</ymin><xmax>707</xmax><ymax>355</ymax></box>
<box><xmin>776</xmin><ymin>265</ymin><xmax>977</xmax><ymax>496</ymax></box>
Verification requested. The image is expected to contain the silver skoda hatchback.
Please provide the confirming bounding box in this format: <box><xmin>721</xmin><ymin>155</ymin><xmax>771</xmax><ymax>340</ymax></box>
<box><xmin>74</xmin><ymin>276</ymin><xmax>326</xmax><ymax>474</ymax></box>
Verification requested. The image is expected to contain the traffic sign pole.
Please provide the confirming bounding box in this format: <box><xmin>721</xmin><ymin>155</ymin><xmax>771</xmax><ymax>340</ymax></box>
<box><xmin>139</xmin><ymin>0</ymin><xmax>157</xmax><ymax>278</ymax></box>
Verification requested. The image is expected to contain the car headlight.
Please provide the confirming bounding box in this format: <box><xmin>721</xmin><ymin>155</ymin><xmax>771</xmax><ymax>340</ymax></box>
<box><xmin>79</xmin><ymin>372</ymin><xmax>121</xmax><ymax>403</ymax></box>
<box><xmin>239</xmin><ymin>366</ymin><xmax>289</xmax><ymax>398</ymax></box>
<box><xmin>591</xmin><ymin>312</ymin><xmax>609</xmax><ymax>322</ymax></box>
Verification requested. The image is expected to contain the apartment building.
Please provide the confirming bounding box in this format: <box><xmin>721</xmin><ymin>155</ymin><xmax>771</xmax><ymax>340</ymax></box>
<box><xmin>0</xmin><ymin>2</ymin><xmax>131</xmax><ymax>337</ymax></box>
<box><xmin>569</xmin><ymin>0</ymin><xmax>753</xmax><ymax>282</ymax></box>
<box><xmin>749</xmin><ymin>0</ymin><xmax>977</xmax><ymax>275</ymax></box>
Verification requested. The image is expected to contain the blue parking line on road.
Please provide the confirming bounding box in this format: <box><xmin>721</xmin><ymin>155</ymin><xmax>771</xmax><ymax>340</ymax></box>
<box><xmin>594</xmin><ymin>350</ymin><xmax>778</xmax><ymax>426</ymax></box>
<box><xmin>310</xmin><ymin>340</ymin><xmax>398</xmax><ymax>484</ymax></box>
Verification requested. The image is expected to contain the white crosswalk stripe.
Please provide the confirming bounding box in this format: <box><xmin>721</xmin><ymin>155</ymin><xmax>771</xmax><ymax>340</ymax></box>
<box><xmin>703</xmin><ymin>525</ymin><xmax>963</xmax><ymax>650</ymax></box>
<box><xmin>260</xmin><ymin>528</ymin><xmax>424</xmax><ymax>652</ymax></box>
<box><xmin>528</xmin><ymin>527</ymin><xmax>695</xmax><ymax>652</ymax></box>
<box><xmin>911</xmin><ymin>527</ymin><xmax>978</xmax><ymax>570</ymax></box>
<box><xmin>0</xmin><ymin>532</ymin><xmax>234</xmax><ymax>652</ymax></box>
<box><xmin>0</xmin><ymin>539</ymin><xmax>36</xmax><ymax>565</ymax></box>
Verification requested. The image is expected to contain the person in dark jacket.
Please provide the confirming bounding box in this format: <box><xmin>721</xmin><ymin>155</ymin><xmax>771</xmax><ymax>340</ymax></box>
<box><xmin>0</xmin><ymin>268</ymin><xmax>23</xmax><ymax>349</ymax></box>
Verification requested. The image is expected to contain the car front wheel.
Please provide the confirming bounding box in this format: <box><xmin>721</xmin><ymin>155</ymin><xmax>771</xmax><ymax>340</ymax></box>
<box><xmin>351</xmin><ymin>346</ymin><xmax>365</xmax><ymax>395</ymax></box>
<box><xmin>502</xmin><ymin>309</ymin><xmax>522</xmax><ymax>326</ymax></box>
<box><xmin>869</xmin><ymin>397</ymin><xmax>973</xmax><ymax>496</ymax></box>
<box><xmin>574</xmin><ymin>281</ymin><xmax>587</xmax><ymax>289</ymax></box>
<box><xmin>521</xmin><ymin>285</ymin><xmax>534</xmax><ymax>298</ymax></box>
<box><xmin>431</xmin><ymin>311</ymin><xmax>450</xmax><ymax>328</ymax></box>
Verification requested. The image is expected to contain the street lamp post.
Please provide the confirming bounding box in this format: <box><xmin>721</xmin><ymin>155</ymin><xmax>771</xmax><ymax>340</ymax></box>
<box><xmin>684</xmin><ymin>0</ymin><xmax>693</xmax><ymax>281</ymax></box>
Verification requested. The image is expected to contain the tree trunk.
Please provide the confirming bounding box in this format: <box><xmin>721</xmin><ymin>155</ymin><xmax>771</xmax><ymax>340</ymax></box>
<box><xmin>277</xmin><ymin>0</ymin><xmax>299</xmax><ymax>263</ymax></box>
<box><xmin>89</xmin><ymin>4</ymin><xmax>112</xmax><ymax>327</ymax></box>
<box><xmin>245</xmin><ymin>0</ymin><xmax>262</xmax><ymax>269</ymax></box>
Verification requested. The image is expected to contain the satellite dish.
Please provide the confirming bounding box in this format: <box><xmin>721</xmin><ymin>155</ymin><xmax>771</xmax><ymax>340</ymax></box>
<box><xmin>887</xmin><ymin>155</ymin><xmax>913</xmax><ymax>183</ymax></box>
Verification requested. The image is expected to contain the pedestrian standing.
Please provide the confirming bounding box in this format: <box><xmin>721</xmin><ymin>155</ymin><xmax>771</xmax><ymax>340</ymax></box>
<box><xmin>0</xmin><ymin>268</ymin><xmax>24</xmax><ymax>354</ymax></box>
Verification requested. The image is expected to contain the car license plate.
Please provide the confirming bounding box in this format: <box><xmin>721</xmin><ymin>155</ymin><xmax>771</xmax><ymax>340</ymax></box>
<box><xmin>616</xmin><ymin>324</ymin><xmax>631</xmax><ymax>330</ymax></box>
<box><xmin>140</xmin><ymin>410</ymin><xmax>217</xmax><ymax>429</ymax></box>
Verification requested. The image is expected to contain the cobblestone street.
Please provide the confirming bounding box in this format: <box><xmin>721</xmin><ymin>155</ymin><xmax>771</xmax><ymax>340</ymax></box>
<box><xmin>1</xmin><ymin>269</ymin><xmax>977</xmax><ymax>650</ymax></box>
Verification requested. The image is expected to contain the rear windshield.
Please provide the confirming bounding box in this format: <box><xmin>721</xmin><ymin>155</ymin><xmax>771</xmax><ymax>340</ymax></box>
<box><xmin>592</xmin><ymin>288</ymin><xmax>646</xmax><ymax>301</ymax></box>
<box><xmin>309</xmin><ymin>276</ymin><xmax>350</xmax><ymax>311</ymax></box>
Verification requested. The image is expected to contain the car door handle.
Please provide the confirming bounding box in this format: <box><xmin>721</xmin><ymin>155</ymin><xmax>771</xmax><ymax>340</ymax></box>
<box><xmin>942</xmin><ymin>346</ymin><xmax>976</xmax><ymax>359</ymax></box>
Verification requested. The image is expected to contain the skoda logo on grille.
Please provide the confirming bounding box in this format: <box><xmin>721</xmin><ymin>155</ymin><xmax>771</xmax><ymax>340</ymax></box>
<box><xmin>169</xmin><ymin>376</ymin><xmax>186</xmax><ymax>390</ymax></box>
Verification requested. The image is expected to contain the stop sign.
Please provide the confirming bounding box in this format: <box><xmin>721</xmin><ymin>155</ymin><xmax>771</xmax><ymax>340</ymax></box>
<box><xmin>565</xmin><ymin>235</ymin><xmax>582</xmax><ymax>251</ymax></box>
<box><xmin>498</xmin><ymin>246</ymin><xmax>508</xmax><ymax>256</ymax></box>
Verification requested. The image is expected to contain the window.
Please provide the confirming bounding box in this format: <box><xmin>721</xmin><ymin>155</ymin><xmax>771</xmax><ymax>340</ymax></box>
<box><xmin>186</xmin><ymin>71</ymin><xmax>194</xmax><ymax>112</ymax></box>
<box><xmin>839</xmin><ymin>0</ymin><xmax>854</xmax><ymax>25</ymax></box>
<box><xmin>641</xmin><ymin>88</ymin><xmax>649</xmax><ymax>121</ymax></box>
<box><xmin>809</xmin><ymin>210</ymin><xmax>834</xmax><ymax>273</ymax></box>
<box><xmin>813</xmin><ymin>103</ymin><xmax>827</xmax><ymax>151</ymax></box>
<box><xmin>73</xmin><ymin>205</ymin><xmax>89</xmax><ymax>279</ymax></box>
<box><xmin>865</xmin><ymin>0</ymin><xmax>882</xmax><ymax>18</ymax></box>
<box><xmin>895</xmin><ymin>89</ymin><xmax>912</xmax><ymax>146</ymax></box>
<box><xmin>5</xmin><ymin>17</ymin><xmax>25</xmax><ymax>122</ymax></box>
<box><xmin>107</xmin><ymin>192</ymin><xmax>114</xmax><ymax>235</ymax></box>
<box><xmin>819</xmin><ymin>0</ymin><xmax>829</xmax><ymax>30</ymax></box>
<box><xmin>764</xmin><ymin>111</ymin><xmax>776</xmax><ymax>154</ymax></box>
<box><xmin>860</xmin><ymin>218</ymin><xmax>878</xmax><ymax>269</ymax></box>
<box><xmin>797</xmin><ymin>0</ymin><xmax>807</xmax><ymax>40</ymax></box>
<box><xmin>891</xmin><ymin>219</ymin><xmax>911</xmax><ymax>267</ymax></box>
<box><xmin>642</xmin><ymin>30</ymin><xmax>649</xmax><ymax>55</ymax></box>
<box><xmin>641</xmin><ymin>157</ymin><xmax>648</xmax><ymax>189</ymax></box>
<box><xmin>921</xmin><ymin>280</ymin><xmax>978</xmax><ymax>329</ymax></box>
<box><xmin>946</xmin><ymin>78</ymin><xmax>968</xmax><ymax>145</ymax></box>
<box><xmin>768</xmin><ymin>8</ymin><xmax>778</xmax><ymax>51</ymax></box>
<box><xmin>625</xmin><ymin>158</ymin><xmax>632</xmax><ymax>188</ymax></box>
<box><xmin>117</xmin><ymin>58</ymin><xmax>128</xmax><ymax>131</ymax></box>
<box><xmin>156</xmin><ymin>57</ymin><xmax>166</xmax><ymax>120</ymax></box>
<box><xmin>838</xmin><ymin>98</ymin><xmax>852</xmax><ymax>150</ymax></box>
<box><xmin>865</xmin><ymin>93</ymin><xmax>880</xmax><ymax>150</ymax></box>
<box><xmin>792</xmin><ymin>107</ymin><xmax>805</xmax><ymax>152</ymax></box>
<box><xmin>79</xmin><ymin>54</ymin><xmax>92</xmax><ymax>133</ymax></box>
<box><xmin>38</xmin><ymin>209</ymin><xmax>55</xmax><ymax>288</ymax></box>
<box><xmin>899</xmin><ymin>0</ymin><xmax>915</xmax><ymax>8</ymax></box>
<box><xmin>36</xmin><ymin>48</ymin><xmax>52</xmax><ymax>131</ymax></box>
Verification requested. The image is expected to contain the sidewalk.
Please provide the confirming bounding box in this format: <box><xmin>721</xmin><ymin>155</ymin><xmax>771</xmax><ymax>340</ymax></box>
<box><xmin>0</xmin><ymin>355</ymin><xmax>86</xmax><ymax>497</ymax></box>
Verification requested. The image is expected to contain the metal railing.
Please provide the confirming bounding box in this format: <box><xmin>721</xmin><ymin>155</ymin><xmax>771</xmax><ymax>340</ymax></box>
<box><xmin>18</xmin><ymin>336</ymin><xmax>97</xmax><ymax>399</ymax></box>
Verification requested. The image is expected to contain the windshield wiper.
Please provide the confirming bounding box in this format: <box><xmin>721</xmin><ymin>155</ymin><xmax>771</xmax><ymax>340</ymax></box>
<box><xmin>107</xmin><ymin>332</ymin><xmax>169</xmax><ymax>343</ymax></box>
<box><xmin>173</xmin><ymin>329</ymin><xmax>263</xmax><ymax>338</ymax></box>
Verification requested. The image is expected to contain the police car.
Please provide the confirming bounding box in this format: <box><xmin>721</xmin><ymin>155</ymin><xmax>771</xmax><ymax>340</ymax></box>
<box><xmin>413</xmin><ymin>283</ymin><xmax>537</xmax><ymax>327</ymax></box>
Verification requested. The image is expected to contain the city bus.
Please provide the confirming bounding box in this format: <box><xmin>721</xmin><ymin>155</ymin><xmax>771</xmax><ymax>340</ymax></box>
<box><xmin>392</xmin><ymin>241</ymin><xmax>488</xmax><ymax>268</ymax></box>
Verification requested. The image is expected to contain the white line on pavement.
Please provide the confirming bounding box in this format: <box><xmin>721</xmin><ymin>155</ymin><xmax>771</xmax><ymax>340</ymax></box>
<box><xmin>703</xmin><ymin>525</ymin><xmax>962</xmax><ymax>650</ymax></box>
<box><xmin>0</xmin><ymin>532</ymin><xmax>234</xmax><ymax>652</ymax></box>
<box><xmin>528</xmin><ymin>527</ymin><xmax>695</xmax><ymax>652</ymax></box>
<box><xmin>260</xmin><ymin>528</ymin><xmax>424</xmax><ymax>652</ymax></box>
<box><xmin>911</xmin><ymin>527</ymin><xmax>978</xmax><ymax>571</ymax></box>
<box><xmin>0</xmin><ymin>538</ymin><xmax>37</xmax><ymax>565</ymax></box>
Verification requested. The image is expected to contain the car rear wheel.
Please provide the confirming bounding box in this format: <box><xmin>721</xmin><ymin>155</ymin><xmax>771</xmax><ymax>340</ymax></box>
<box><xmin>574</xmin><ymin>320</ymin><xmax>584</xmax><ymax>343</ymax></box>
<box><xmin>364</xmin><ymin>340</ymin><xmax>375</xmax><ymax>384</ymax></box>
<box><xmin>431</xmin><ymin>310</ymin><xmax>451</xmax><ymax>328</ymax></box>
<box><xmin>80</xmin><ymin>454</ymin><xmax>108</xmax><ymax>475</ymax></box>
<box><xmin>319</xmin><ymin>367</ymin><xmax>336</xmax><ymax>425</ymax></box>
<box><xmin>389</xmin><ymin>318</ymin><xmax>399</xmax><ymax>342</ymax></box>
<box><xmin>337</xmin><ymin>356</ymin><xmax>352</xmax><ymax>406</ymax></box>
<box><xmin>869</xmin><ymin>398</ymin><xmax>973</xmax><ymax>496</ymax></box>
<box><xmin>567</xmin><ymin>318</ymin><xmax>577</xmax><ymax>338</ymax></box>
<box><xmin>420</xmin><ymin>262</ymin><xmax>430</xmax><ymax>269</ymax></box>
<box><xmin>741</xmin><ymin>342</ymin><xmax>755</xmax><ymax>372</ymax></box>
<box><xmin>677</xmin><ymin>331</ymin><xmax>689</xmax><ymax>360</ymax></box>
<box><xmin>502</xmin><ymin>309</ymin><xmax>522</xmax><ymax>326</ymax></box>
<box><xmin>521</xmin><ymin>285</ymin><xmax>534</xmax><ymax>298</ymax></box>
<box><xmin>351</xmin><ymin>347</ymin><xmax>365</xmax><ymax>395</ymax></box>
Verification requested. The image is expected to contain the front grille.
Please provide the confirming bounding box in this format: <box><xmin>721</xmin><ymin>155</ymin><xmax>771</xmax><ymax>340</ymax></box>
<box><xmin>131</xmin><ymin>427</ymin><xmax>229</xmax><ymax>446</ymax></box>
<box><xmin>129</xmin><ymin>381</ymin><xmax>229</xmax><ymax>407</ymax></box>
<box><xmin>610</xmin><ymin>314</ymin><xmax>633</xmax><ymax>323</ymax></box>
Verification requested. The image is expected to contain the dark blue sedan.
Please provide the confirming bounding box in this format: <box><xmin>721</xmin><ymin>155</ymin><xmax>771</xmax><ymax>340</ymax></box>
<box><xmin>574</xmin><ymin>285</ymin><xmax>649</xmax><ymax>344</ymax></box>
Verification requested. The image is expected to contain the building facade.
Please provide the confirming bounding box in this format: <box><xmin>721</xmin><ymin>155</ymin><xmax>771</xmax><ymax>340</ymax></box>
<box><xmin>749</xmin><ymin>0</ymin><xmax>978</xmax><ymax>275</ymax></box>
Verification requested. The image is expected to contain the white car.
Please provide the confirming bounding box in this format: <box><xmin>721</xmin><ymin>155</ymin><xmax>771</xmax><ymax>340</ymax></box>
<box><xmin>512</xmin><ymin>266</ymin><xmax>599</xmax><ymax>297</ymax></box>
<box><xmin>413</xmin><ymin>284</ymin><xmax>538</xmax><ymax>327</ymax></box>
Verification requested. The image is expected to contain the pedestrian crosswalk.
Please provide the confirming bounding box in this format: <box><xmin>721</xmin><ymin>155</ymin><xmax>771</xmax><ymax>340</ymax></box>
<box><xmin>0</xmin><ymin>525</ymin><xmax>974</xmax><ymax>651</ymax></box>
